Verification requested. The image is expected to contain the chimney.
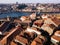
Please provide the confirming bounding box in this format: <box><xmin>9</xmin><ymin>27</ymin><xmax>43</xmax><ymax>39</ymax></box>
<box><xmin>7</xmin><ymin>16</ymin><xmax>10</xmax><ymax>21</ymax></box>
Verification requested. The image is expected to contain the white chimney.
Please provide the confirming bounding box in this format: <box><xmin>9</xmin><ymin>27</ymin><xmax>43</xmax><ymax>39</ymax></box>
<box><xmin>7</xmin><ymin>16</ymin><xmax>10</xmax><ymax>21</ymax></box>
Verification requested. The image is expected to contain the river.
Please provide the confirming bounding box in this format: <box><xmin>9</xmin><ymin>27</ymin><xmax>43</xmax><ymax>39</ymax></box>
<box><xmin>0</xmin><ymin>12</ymin><xmax>32</xmax><ymax>18</ymax></box>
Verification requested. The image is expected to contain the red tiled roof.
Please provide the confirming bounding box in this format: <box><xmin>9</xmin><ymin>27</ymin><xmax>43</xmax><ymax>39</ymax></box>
<box><xmin>52</xmin><ymin>35</ymin><xmax>60</xmax><ymax>41</ymax></box>
<box><xmin>15</xmin><ymin>35</ymin><xmax>28</xmax><ymax>45</ymax></box>
<box><xmin>52</xmin><ymin>31</ymin><xmax>60</xmax><ymax>42</ymax></box>
<box><xmin>34</xmin><ymin>20</ymin><xmax>43</xmax><ymax>27</ymax></box>
<box><xmin>55</xmin><ymin>31</ymin><xmax>60</xmax><ymax>34</ymax></box>
<box><xmin>52</xmin><ymin>18</ymin><xmax>60</xmax><ymax>25</ymax></box>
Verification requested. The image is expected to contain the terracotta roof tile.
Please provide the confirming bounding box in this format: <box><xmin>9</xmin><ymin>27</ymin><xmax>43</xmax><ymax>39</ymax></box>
<box><xmin>15</xmin><ymin>35</ymin><xmax>28</xmax><ymax>45</ymax></box>
<box><xmin>52</xmin><ymin>18</ymin><xmax>60</xmax><ymax>26</ymax></box>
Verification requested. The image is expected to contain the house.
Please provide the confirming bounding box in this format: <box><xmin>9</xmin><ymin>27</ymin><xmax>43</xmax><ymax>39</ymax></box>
<box><xmin>51</xmin><ymin>31</ymin><xmax>60</xmax><ymax>44</ymax></box>
<box><xmin>44</xmin><ymin>18</ymin><xmax>53</xmax><ymax>24</ymax></box>
<box><xmin>0</xmin><ymin>25</ymin><xmax>21</xmax><ymax>45</ymax></box>
<box><xmin>20</xmin><ymin>16</ymin><xmax>31</xmax><ymax>25</ymax></box>
<box><xmin>31</xmin><ymin>35</ymin><xmax>46</xmax><ymax>45</ymax></box>
<box><xmin>10</xmin><ymin>41</ymin><xmax>17</xmax><ymax>45</ymax></box>
<box><xmin>41</xmin><ymin>14</ymin><xmax>48</xmax><ymax>20</ymax></box>
<box><xmin>30</xmin><ymin>13</ymin><xmax>36</xmax><ymax>20</ymax></box>
<box><xmin>33</xmin><ymin>20</ymin><xmax>44</xmax><ymax>28</ymax></box>
<box><xmin>41</xmin><ymin>23</ymin><xmax>56</xmax><ymax>35</ymax></box>
<box><xmin>44</xmin><ymin>18</ymin><xmax>60</xmax><ymax>27</ymax></box>
<box><xmin>0</xmin><ymin>21</ymin><xmax>10</xmax><ymax>32</ymax></box>
<box><xmin>20</xmin><ymin>30</ymin><xmax>37</xmax><ymax>41</ymax></box>
<box><xmin>52</xmin><ymin>18</ymin><xmax>60</xmax><ymax>27</ymax></box>
<box><xmin>14</xmin><ymin>19</ymin><xmax>21</xmax><ymax>23</ymax></box>
<box><xmin>20</xmin><ymin>16</ymin><xmax>27</xmax><ymax>21</ymax></box>
<box><xmin>14</xmin><ymin>35</ymin><xmax>28</xmax><ymax>45</ymax></box>
<box><xmin>26</xmin><ymin>27</ymin><xmax>41</xmax><ymax>35</ymax></box>
<box><xmin>0</xmin><ymin>31</ymin><xmax>2</xmax><ymax>35</ymax></box>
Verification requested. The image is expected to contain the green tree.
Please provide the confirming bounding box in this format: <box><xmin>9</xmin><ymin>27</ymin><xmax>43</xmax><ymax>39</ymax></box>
<box><xmin>17</xmin><ymin>4</ymin><xmax>27</xmax><ymax>9</ymax></box>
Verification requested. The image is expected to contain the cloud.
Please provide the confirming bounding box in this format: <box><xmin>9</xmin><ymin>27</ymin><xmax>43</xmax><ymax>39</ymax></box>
<box><xmin>0</xmin><ymin>0</ymin><xmax>60</xmax><ymax>3</ymax></box>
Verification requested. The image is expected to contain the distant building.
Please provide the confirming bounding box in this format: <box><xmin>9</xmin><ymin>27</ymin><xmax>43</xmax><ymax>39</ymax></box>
<box><xmin>30</xmin><ymin>13</ymin><xmax>36</xmax><ymax>20</ymax></box>
<box><xmin>20</xmin><ymin>16</ymin><xmax>27</xmax><ymax>21</ymax></box>
<box><xmin>16</xmin><ymin>2</ymin><xmax>19</xmax><ymax>5</ymax></box>
<box><xmin>7</xmin><ymin>16</ymin><xmax>10</xmax><ymax>21</ymax></box>
<box><xmin>41</xmin><ymin>14</ymin><xmax>48</xmax><ymax>20</ymax></box>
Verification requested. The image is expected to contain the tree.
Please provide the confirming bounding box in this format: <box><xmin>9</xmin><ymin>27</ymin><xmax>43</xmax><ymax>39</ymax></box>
<box><xmin>32</xmin><ymin>7</ymin><xmax>37</xmax><ymax>10</ymax></box>
<box><xmin>17</xmin><ymin>4</ymin><xmax>27</xmax><ymax>9</ymax></box>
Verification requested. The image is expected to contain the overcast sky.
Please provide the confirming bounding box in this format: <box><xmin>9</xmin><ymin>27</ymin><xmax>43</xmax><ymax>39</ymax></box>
<box><xmin>0</xmin><ymin>0</ymin><xmax>60</xmax><ymax>3</ymax></box>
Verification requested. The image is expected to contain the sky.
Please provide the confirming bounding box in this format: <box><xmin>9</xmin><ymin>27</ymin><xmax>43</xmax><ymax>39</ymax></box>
<box><xmin>0</xmin><ymin>0</ymin><xmax>60</xmax><ymax>4</ymax></box>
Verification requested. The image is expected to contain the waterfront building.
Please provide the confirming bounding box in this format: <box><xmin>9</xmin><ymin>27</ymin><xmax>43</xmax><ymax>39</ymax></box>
<box><xmin>30</xmin><ymin>13</ymin><xmax>36</xmax><ymax>20</ymax></box>
<box><xmin>20</xmin><ymin>16</ymin><xmax>27</xmax><ymax>21</ymax></box>
<box><xmin>7</xmin><ymin>16</ymin><xmax>10</xmax><ymax>21</ymax></box>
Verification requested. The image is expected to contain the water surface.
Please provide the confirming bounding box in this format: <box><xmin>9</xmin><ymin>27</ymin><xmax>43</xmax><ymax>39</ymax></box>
<box><xmin>0</xmin><ymin>12</ymin><xmax>31</xmax><ymax>18</ymax></box>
